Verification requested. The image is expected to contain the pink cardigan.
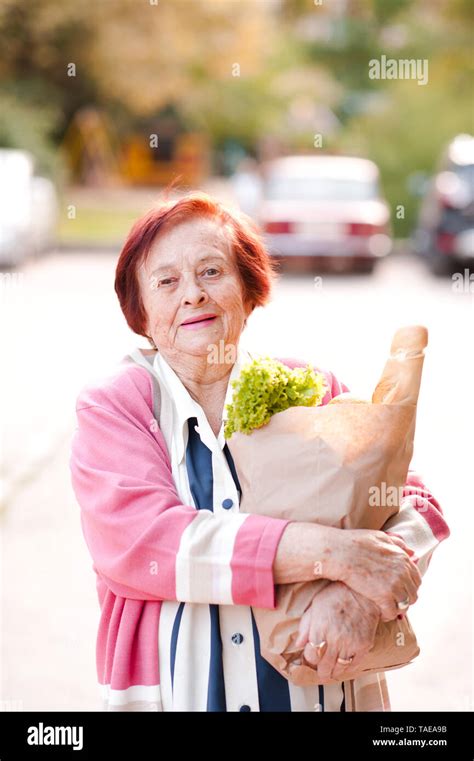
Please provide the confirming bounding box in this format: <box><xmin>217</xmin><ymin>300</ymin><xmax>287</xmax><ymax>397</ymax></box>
<box><xmin>69</xmin><ymin>354</ymin><xmax>450</xmax><ymax>709</ymax></box>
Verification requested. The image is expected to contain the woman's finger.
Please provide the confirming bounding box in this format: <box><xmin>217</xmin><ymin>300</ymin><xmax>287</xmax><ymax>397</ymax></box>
<box><xmin>331</xmin><ymin>652</ymin><xmax>357</xmax><ymax>681</ymax></box>
<box><xmin>332</xmin><ymin>646</ymin><xmax>369</xmax><ymax>681</ymax></box>
<box><xmin>394</xmin><ymin>575</ymin><xmax>419</xmax><ymax>609</ymax></box>
<box><xmin>303</xmin><ymin>642</ymin><xmax>319</xmax><ymax>667</ymax></box>
<box><xmin>303</xmin><ymin>636</ymin><xmax>327</xmax><ymax>667</ymax></box>
<box><xmin>376</xmin><ymin>559</ymin><xmax>422</xmax><ymax>619</ymax></box>
<box><xmin>408</xmin><ymin>558</ymin><xmax>422</xmax><ymax>589</ymax></box>
<box><xmin>404</xmin><ymin>576</ymin><xmax>419</xmax><ymax>605</ymax></box>
<box><xmin>316</xmin><ymin>644</ymin><xmax>338</xmax><ymax>682</ymax></box>
<box><xmin>380</xmin><ymin>585</ymin><xmax>416</xmax><ymax>621</ymax></box>
<box><xmin>385</xmin><ymin>534</ymin><xmax>415</xmax><ymax>556</ymax></box>
<box><xmin>378</xmin><ymin>595</ymin><xmax>400</xmax><ymax>621</ymax></box>
<box><xmin>301</xmin><ymin>602</ymin><xmax>329</xmax><ymax>666</ymax></box>
<box><xmin>295</xmin><ymin>607</ymin><xmax>311</xmax><ymax>649</ymax></box>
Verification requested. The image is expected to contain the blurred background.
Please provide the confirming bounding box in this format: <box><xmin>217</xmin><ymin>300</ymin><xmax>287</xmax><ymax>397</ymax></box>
<box><xmin>0</xmin><ymin>0</ymin><xmax>472</xmax><ymax>712</ymax></box>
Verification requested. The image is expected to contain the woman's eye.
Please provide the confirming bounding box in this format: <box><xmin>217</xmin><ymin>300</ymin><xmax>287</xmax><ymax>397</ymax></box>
<box><xmin>203</xmin><ymin>268</ymin><xmax>220</xmax><ymax>277</ymax></box>
<box><xmin>158</xmin><ymin>277</ymin><xmax>177</xmax><ymax>287</ymax></box>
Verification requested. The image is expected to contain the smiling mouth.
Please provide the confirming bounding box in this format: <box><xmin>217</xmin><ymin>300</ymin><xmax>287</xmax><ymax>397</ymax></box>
<box><xmin>180</xmin><ymin>316</ymin><xmax>217</xmax><ymax>328</ymax></box>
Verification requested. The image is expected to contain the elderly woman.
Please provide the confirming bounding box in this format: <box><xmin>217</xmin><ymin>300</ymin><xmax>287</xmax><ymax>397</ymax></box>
<box><xmin>70</xmin><ymin>192</ymin><xmax>449</xmax><ymax>712</ymax></box>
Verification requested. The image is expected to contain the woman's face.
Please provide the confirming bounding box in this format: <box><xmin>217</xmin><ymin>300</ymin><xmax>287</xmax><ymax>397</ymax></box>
<box><xmin>138</xmin><ymin>216</ymin><xmax>252</xmax><ymax>362</ymax></box>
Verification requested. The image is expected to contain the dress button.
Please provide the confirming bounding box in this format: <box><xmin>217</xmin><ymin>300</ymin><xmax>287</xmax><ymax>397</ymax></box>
<box><xmin>231</xmin><ymin>632</ymin><xmax>244</xmax><ymax>645</ymax></box>
<box><xmin>239</xmin><ymin>704</ymin><xmax>251</xmax><ymax>712</ymax></box>
<box><xmin>222</xmin><ymin>498</ymin><xmax>233</xmax><ymax>510</ymax></box>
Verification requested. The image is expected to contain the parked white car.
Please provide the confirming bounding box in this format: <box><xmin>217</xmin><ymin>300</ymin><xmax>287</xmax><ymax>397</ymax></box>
<box><xmin>0</xmin><ymin>149</ymin><xmax>58</xmax><ymax>268</ymax></box>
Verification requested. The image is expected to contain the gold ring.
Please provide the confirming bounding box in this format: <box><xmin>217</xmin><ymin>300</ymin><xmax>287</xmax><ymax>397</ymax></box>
<box><xmin>397</xmin><ymin>597</ymin><xmax>410</xmax><ymax>611</ymax></box>
<box><xmin>309</xmin><ymin>640</ymin><xmax>327</xmax><ymax>658</ymax></box>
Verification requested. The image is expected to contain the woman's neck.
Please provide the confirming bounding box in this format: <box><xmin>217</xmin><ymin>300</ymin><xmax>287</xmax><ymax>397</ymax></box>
<box><xmin>161</xmin><ymin>350</ymin><xmax>234</xmax><ymax>431</ymax></box>
<box><xmin>185</xmin><ymin>372</ymin><xmax>232</xmax><ymax>437</ymax></box>
<box><xmin>184</xmin><ymin>369</ymin><xmax>232</xmax><ymax>409</ymax></box>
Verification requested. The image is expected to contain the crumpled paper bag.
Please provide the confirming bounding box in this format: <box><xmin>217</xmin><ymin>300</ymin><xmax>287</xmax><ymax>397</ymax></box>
<box><xmin>227</xmin><ymin>326</ymin><xmax>427</xmax><ymax>685</ymax></box>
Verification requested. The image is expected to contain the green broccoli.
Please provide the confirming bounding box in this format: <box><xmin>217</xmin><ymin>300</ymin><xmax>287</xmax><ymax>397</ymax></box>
<box><xmin>224</xmin><ymin>357</ymin><xmax>327</xmax><ymax>438</ymax></box>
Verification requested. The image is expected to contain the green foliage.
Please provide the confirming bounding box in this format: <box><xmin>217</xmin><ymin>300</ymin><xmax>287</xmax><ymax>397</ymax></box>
<box><xmin>338</xmin><ymin>76</ymin><xmax>474</xmax><ymax>235</ymax></box>
<box><xmin>0</xmin><ymin>2</ymin><xmax>97</xmax><ymax>131</ymax></box>
<box><xmin>184</xmin><ymin>75</ymin><xmax>285</xmax><ymax>148</ymax></box>
<box><xmin>224</xmin><ymin>357</ymin><xmax>327</xmax><ymax>438</ymax></box>
<box><xmin>372</xmin><ymin>0</ymin><xmax>413</xmax><ymax>25</ymax></box>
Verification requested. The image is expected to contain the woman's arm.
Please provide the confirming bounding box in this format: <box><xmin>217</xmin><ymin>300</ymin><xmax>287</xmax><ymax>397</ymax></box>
<box><xmin>70</xmin><ymin>395</ymin><xmax>343</xmax><ymax>609</ymax></box>
<box><xmin>326</xmin><ymin>469</ymin><xmax>450</xmax><ymax>612</ymax></box>
<box><xmin>295</xmin><ymin>470</ymin><xmax>450</xmax><ymax>680</ymax></box>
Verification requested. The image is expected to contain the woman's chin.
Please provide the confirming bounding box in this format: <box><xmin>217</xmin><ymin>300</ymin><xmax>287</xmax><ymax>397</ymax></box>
<box><xmin>177</xmin><ymin>332</ymin><xmax>225</xmax><ymax>359</ymax></box>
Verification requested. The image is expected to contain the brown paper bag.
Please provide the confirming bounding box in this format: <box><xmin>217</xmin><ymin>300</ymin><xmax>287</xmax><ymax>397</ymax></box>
<box><xmin>227</xmin><ymin>326</ymin><xmax>428</xmax><ymax>685</ymax></box>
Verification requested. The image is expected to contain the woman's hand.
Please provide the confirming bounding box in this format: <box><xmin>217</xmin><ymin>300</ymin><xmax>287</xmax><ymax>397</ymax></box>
<box><xmin>320</xmin><ymin>528</ymin><xmax>421</xmax><ymax>622</ymax></box>
<box><xmin>273</xmin><ymin>523</ymin><xmax>421</xmax><ymax>621</ymax></box>
<box><xmin>295</xmin><ymin>581</ymin><xmax>380</xmax><ymax>683</ymax></box>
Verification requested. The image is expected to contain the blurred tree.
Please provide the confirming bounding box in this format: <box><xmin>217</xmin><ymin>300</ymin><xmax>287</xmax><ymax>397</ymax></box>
<box><xmin>0</xmin><ymin>0</ymin><xmax>290</xmax><ymax>162</ymax></box>
<box><xmin>0</xmin><ymin>0</ymin><xmax>98</xmax><ymax>128</ymax></box>
<box><xmin>0</xmin><ymin>0</ymin><xmax>471</xmax><ymax>226</ymax></box>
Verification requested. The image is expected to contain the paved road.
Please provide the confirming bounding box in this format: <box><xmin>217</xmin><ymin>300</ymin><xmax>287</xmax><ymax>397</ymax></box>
<box><xmin>1</xmin><ymin>248</ymin><xmax>472</xmax><ymax>711</ymax></box>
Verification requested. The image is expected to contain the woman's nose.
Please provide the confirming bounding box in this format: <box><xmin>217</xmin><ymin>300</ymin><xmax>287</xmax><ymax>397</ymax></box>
<box><xmin>181</xmin><ymin>278</ymin><xmax>208</xmax><ymax>306</ymax></box>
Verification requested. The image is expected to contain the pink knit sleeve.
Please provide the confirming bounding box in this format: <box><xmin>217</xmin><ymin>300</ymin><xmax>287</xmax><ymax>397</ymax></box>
<box><xmin>383</xmin><ymin>469</ymin><xmax>450</xmax><ymax>576</ymax></box>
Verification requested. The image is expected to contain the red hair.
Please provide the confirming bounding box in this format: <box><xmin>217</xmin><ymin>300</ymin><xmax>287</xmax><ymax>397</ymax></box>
<box><xmin>114</xmin><ymin>191</ymin><xmax>278</xmax><ymax>340</ymax></box>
